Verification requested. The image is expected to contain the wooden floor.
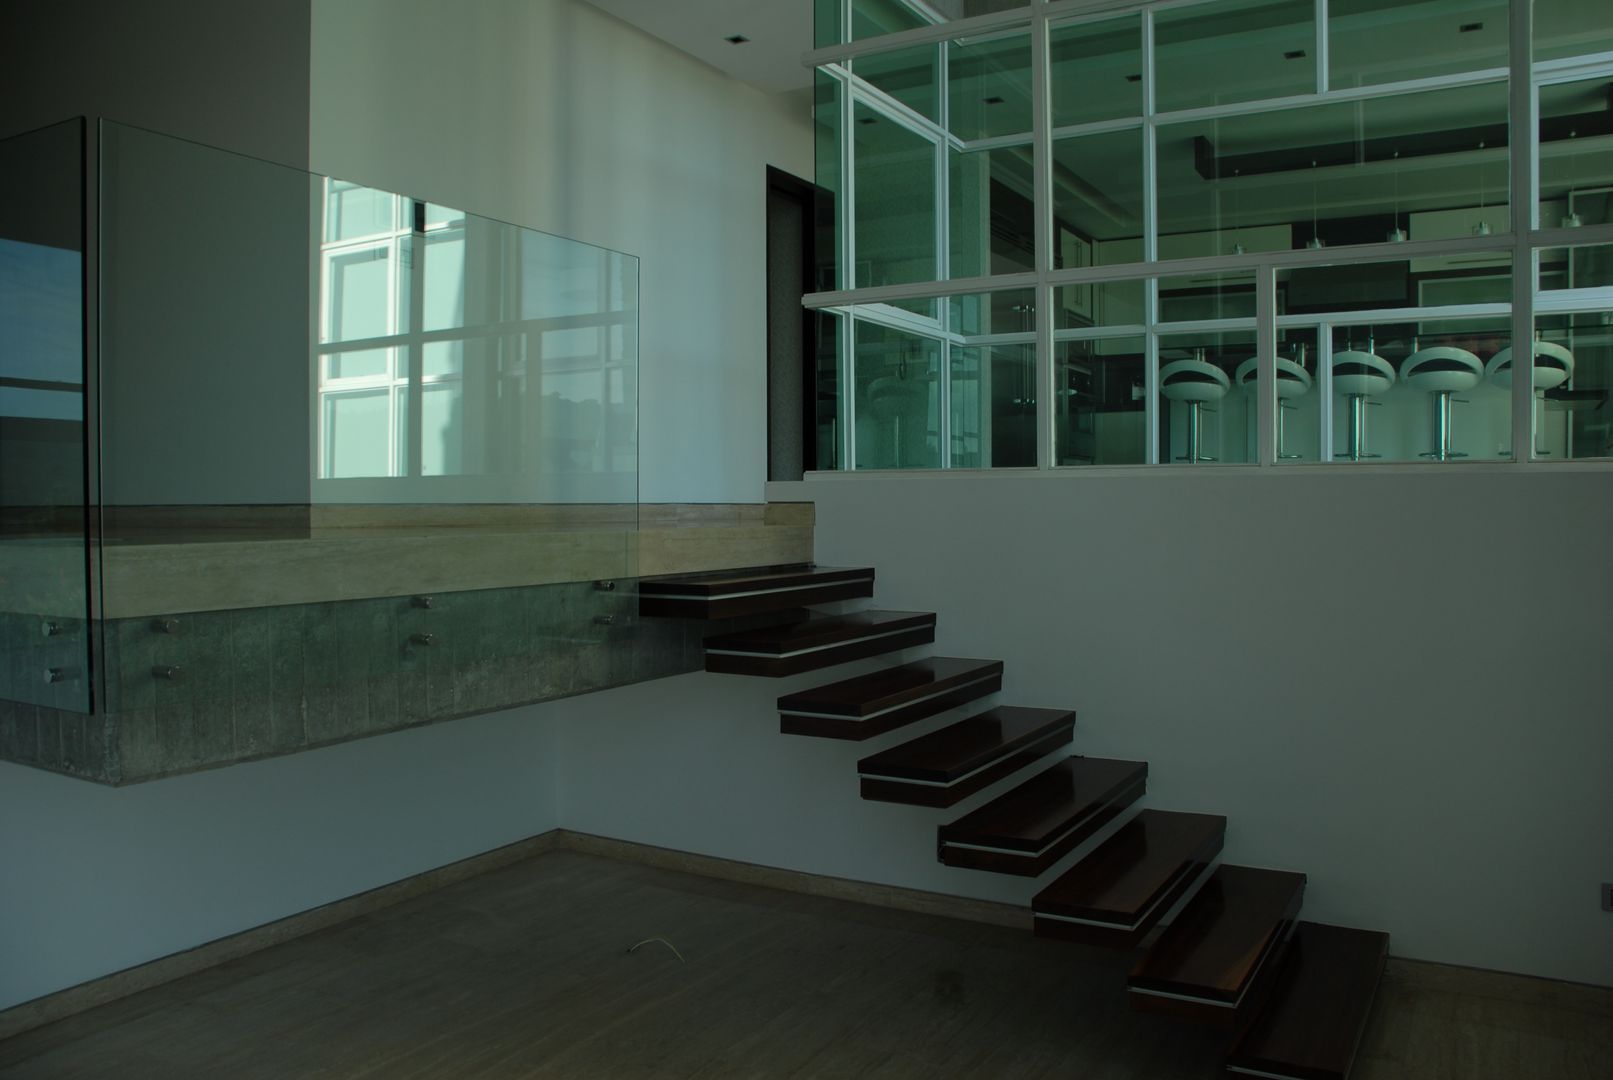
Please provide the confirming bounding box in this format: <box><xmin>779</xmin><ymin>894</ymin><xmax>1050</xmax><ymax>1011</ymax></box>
<box><xmin>1</xmin><ymin>850</ymin><xmax>1609</xmax><ymax>1079</ymax></box>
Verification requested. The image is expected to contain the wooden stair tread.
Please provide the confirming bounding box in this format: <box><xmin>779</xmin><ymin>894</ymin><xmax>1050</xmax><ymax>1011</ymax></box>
<box><xmin>859</xmin><ymin>706</ymin><xmax>1075</xmax><ymax>782</ymax></box>
<box><xmin>1033</xmin><ymin>810</ymin><xmax>1225</xmax><ymax>947</ymax></box>
<box><xmin>856</xmin><ymin>707</ymin><xmax>1074</xmax><ymax>808</ymax></box>
<box><xmin>639</xmin><ymin>564</ymin><xmax>874</xmax><ymax>619</ymax></box>
<box><xmin>778</xmin><ymin>657</ymin><xmax>1003</xmax><ymax>741</ymax></box>
<box><xmin>937</xmin><ymin>757</ymin><xmax>1148</xmax><ymax>876</ymax></box>
<box><xmin>1226</xmin><ymin>922</ymin><xmax>1390</xmax><ymax>1080</ymax></box>
<box><xmin>1129</xmin><ymin>864</ymin><xmax>1307</xmax><ymax>1007</ymax></box>
<box><xmin>704</xmin><ymin>611</ymin><xmax>936</xmax><ymax>676</ymax></box>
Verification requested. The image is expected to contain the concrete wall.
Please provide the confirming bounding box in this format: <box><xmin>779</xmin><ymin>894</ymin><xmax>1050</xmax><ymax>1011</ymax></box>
<box><xmin>0</xmin><ymin>708</ymin><xmax>559</xmax><ymax>1011</ymax></box>
<box><xmin>556</xmin><ymin>468</ymin><xmax>1613</xmax><ymax>988</ymax></box>
<box><xmin>309</xmin><ymin>0</ymin><xmax>815</xmax><ymax>504</ymax></box>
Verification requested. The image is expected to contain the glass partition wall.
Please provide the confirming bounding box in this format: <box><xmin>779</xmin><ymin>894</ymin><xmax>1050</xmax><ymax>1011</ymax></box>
<box><xmin>808</xmin><ymin>0</ymin><xmax>1613</xmax><ymax>468</ymax></box>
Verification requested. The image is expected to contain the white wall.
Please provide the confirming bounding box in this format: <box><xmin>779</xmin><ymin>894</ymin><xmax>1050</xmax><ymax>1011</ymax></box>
<box><xmin>0</xmin><ymin>707</ymin><xmax>559</xmax><ymax>1011</ymax></box>
<box><xmin>308</xmin><ymin>0</ymin><xmax>815</xmax><ymax>504</ymax></box>
<box><xmin>560</xmin><ymin>468</ymin><xmax>1613</xmax><ymax>989</ymax></box>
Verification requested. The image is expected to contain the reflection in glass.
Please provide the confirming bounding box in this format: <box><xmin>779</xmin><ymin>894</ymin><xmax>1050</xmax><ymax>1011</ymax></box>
<box><xmin>324</xmin><ymin>389</ymin><xmax>393</xmax><ymax>478</ymax></box>
<box><xmin>1057</xmin><ymin>278</ymin><xmax>1144</xmax><ymax>330</ymax></box>
<box><xmin>853</xmin><ymin>320</ymin><xmax>940</xmax><ymax>468</ymax></box>
<box><xmin>1155</xmin><ymin>0</ymin><xmax>1315</xmax><ymax>114</ymax></box>
<box><xmin>951</xmin><ymin>344</ymin><xmax>1035</xmax><ymax>467</ymax></box>
<box><xmin>1157</xmin><ymin>81</ymin><xmax>1509</xmax><ymax>255</ymax></box>
<box><xmin>1330</xmin><ymin>0</ymin><xmax>1506</xmax><ymax>90</ymax></box>
<box><xmin>1056</xmin><ymin>336</ymin><xmax>1145</xmax><ymax>465</ymax></box>
<box><xmin>855</xmin><ymin>104</ymin><xmax>937</xmax><ymax>287</ymax></box>
<box><xmin>1049</xmin><ymin>15</ymin><xmax>1142</xmax><ymax>128</ymax></box>
<box><xmin>949</xmin><ymin>32</ymin><xmax>1032</xmax><ymax>139</ymax></box>
<box><xmin>1540</xmin><ymin>243</ymin><xmax>1613</xmax><ymax>292</ymax></box>
<box><xmin>950</xmin><ymin>144</ymin><xmax>1033</xmax><ymax>279</ymax></box>
<box><xmin>0</xmin><ymin>119</ymin><xmax>90</xmax><ymax>712</ymax></box>
<box><xmin>949</xmin><ymin>288</ymin><xmax>1033</xmax><ymax>336</ymax></box>
<box><xmin>851</xmin><ymin>0</ymin><xmax>1029</xmax><ymax>42</ymax></box>
<box><xmin>1534</xmin><ymin>311</ymin><xmax>1612</xmax><ymax>459</ymax></box>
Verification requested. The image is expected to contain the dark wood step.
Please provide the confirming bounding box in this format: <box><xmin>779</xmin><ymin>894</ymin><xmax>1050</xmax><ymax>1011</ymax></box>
<box><xmin>1225</xmin><ymin>922</ymin><xmax>1390</xmax><ymax>1080</ymax></box>
<box><xmin>638</xmin><ymin>564</ymin><xmax>875</xmax><ymax>619</ymax></box>
<box><xmin>857</xmin><ymin>707</ymin><xmax>1075</xmax><ymax>808</ymax></box>
<box><xmin>1128</xmin><ymin>864</ymin><xmax>1307</xmax><ymax>1026</ymax></box>
<box><xmin>938</xmin><ymin>756</ymin><xmax>1148</xmax><ymax>876</ymax></box>
<box><xmin>1032</xmin><ymin>809</ymin><xmax>1225</xmax><ymax>948</ymax></box>
<box><xmin>703</xmin><ymin>610</ymin><xmax>936</xmax><ymax>676</ymax></box>
<box><xmin>778</xmin><ymin>657</ymin><xmax>1004</xmax><ymax>741</ymax></box>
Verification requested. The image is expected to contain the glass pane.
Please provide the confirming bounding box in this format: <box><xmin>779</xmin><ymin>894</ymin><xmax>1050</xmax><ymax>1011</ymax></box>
<box><xmin>1049</xmin><ymin>14</ymin><xmax>1142</xmax><ymax>128</ymax></box>
<box><xmin>325</xmin><ymin>180</ymin><xmax>395</xmax><ymax>242</ymax></box>
<box><xmin>1539</xmin><ymin>79</ymin><xmax>1613</xmax><ymax>232</ymax></box>
<box><xmin>1533</xmin><ymin>310</ymin><xmax>1612</xmax><ymax>458</ymax></box>
<box><xmin>951</xmin><ymin>344</ymin><xmax>1035</xmax><ymax>466</ymax></box>
<box><xmin>1321</xmin><ymin>314</ymin><xmax>1511</xmax><ymax>463</ymax></box>
<box><xmin>1056</xmin><ymin>336</ymin><xmax>1145</xmax><ymax>465</ymax></box>
<box><xmin>422</xmin><ymin>340</ymin><xmax>463</xmax><ymax>378</ymax></box>
<box><xmin>0</xmin><ymin>119</ymin><xmax>90</xmax><ymax>713</ymax></box>
<box><xmin>1159</xmin><ymin>330</ymin><xmax>1253</xmax><ymax>463</ymax></box>
<box><xmin>949</xmin><ymin>32</ymin><xmax>1032</xmax><ymax>139</ymax></box>
<box><xmin>1157</xmin><ymin>81</ymin><xmax>1510</xmax><ymax>256</ymax></box>
<box><xmin>852</xmin><ymin>0</ymin><xmax>1029</xmax><ymax>42</ymax></box>
<box><xmin>1225</xmin><ymin>327</ymin><xmax>1324</xmax><ymax>461</ymax></box>
<box><xmin>1056</xmin><ymin>278</ymin><xmax>1145</xmax><ymax>330</ymax></box>
<box><xmin>1330</xmin><ymin>0</ymin><xmax>1507</xmax><ymax>90</ymax></box>
<box><xmin>816</xmin><ymin>0</ymin><xmax>841</xmax><ymax>48</ymax></box>
<box><xmin>814</xmin><ymin>310</ymin><xmax>843</xmax><ymax>468</ymax></box>
<box><xmin>852</xmin><ymin>319</ymin><xmax>941</xmax><ymax>468</ymax></box>
<box><xmin>1155</xmin><ymin>0</ymin><xmax>1316</xmax><ymax>114</ymax></box>
<box><xmin>815</xmin><ymin>71</ymin><xmax>844</xmax><ymax>291</ymax></box>
<box><xmin>325</xmin><ymin>347</ymin><xmax>389</xmax><ymax>381</ymax></box>
<box><xmin>420</xmin><ymin>382</ymin><xmax>464</xmax><ymax>476</ymax></box>
<box><xmin>1535</xmin><ymin>0</ymin><xmax>1613</xmax><ymax>63</ymax></box>
<box><xmin>423</xmin><ymin>229</ymin><xmax>466</xmax><ymax>331</ymax></box>
<box><xmin>1539</xmin><ymin>243</ymin><xmax>1613</xmax><ymax>291</ymax></box>
<box><xmin>1281</xmin><ymin>258</ymin><xmax>1416</xmax><ymax>316</ymax></box>
<box><xmin>1053</xmin><ymin>128</ymin><xmax>1145</xmax><ymax>268</ymax></box>
<box><xmin>949</xmin><ymin>144</ymin><xmax>1034</xmax><ymax>278</ymax></box>
<box><xmin>852</xmin><ymin>43</ymin><xmax>940</xmax><ymax>122</ymax></box>
<box><xmin>1161</xmin><ymin>269</ymin><xmax>1257</xmax><ymax>322</ymax></box>
<box><xmin>949</xmin><ymin>288</ymin><xmax>1034</xmax><ymax>336</ymax></box>
<box><xmin>325</xmin><ymin>390</ymin><xmax>392</xmax><ymax>478</ymax></box>
<box><xmin>855</xmin><ymin>103</ymin><xmax>938</xmax><ymax>287</ymax></box>
<box><xmin>327</xmin><ymin>247</ymin><xmax>391</xmax><ymax>342</ymax></box>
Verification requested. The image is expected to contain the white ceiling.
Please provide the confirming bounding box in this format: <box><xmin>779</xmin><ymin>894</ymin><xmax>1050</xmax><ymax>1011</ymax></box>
<box><xmin>584</xmin><ymin>0</ymin><xmax>814</xmax><ymax>95</ymax></box>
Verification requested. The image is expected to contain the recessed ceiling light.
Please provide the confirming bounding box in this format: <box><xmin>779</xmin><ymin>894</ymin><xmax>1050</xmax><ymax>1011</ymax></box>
<box><xmin>982</xmin><ymin>95</ymin><xmax>1005</xmax><ymax>105</ymax></box>
<box><xmin>725</xmin><ymin>34</ymin><xmax>750</xmax><ymax>44</ymax></box>
<box><xmin>1459</xmin><ymin>22</ymin><xmax>1484</xmax><ymax>33</ymax></box>
<box><xmin>857</xmin><ymin>117</ymin><xmax>877</xmax><ymax>125</ymax></box>
<box><xmin>1125</xmin><ymin>73</ymin><xmax>1141</xmax><ymax>83</ymax></box>
<box><xmin>1284</xmin><ymin>49</ymin><xmax>1307</xmax><ymax>60</ymax></box>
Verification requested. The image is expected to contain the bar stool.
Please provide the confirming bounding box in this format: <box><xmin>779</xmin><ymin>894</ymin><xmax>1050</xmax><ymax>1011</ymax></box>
<box><xmin>1402</xmin><ymin>344</ymin><xmax>1484</xmax><ymax>460</ymax></box>
<box><xmin>1332</xmin><ymin>341</ymin><xmax>1396</xmax><ymax>460</ymax></box>
<box><xmin>1160</xmin><ymin>350</ymin><xmax>1231</xmax><ymax>463</ymax></box>
<box><xmin>1234</xmin><ymin>345</ymin><xmax>1314</xmax><ymax>460</ymax></box>
<box><xmin>1485</xmin><ymin>339</ymin><xmax>1575</xmax><ymax>456</ymax></box>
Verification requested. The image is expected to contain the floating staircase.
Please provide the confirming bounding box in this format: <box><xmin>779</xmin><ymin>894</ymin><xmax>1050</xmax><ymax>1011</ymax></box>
<box><xmin>638</xmin><ymin>562</ymin><xmax>1389</xmax><ymax>1080</ymax></box>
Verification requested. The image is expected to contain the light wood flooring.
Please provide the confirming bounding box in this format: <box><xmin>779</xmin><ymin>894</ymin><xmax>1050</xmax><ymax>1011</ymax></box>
<box><xmin>1</xmin><ymin>850</ymin><xmax>1608</xmax><ymax>1079</ymax></box>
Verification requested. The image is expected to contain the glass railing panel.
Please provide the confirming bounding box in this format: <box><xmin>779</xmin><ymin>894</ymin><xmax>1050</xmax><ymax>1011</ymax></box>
<box><xmin>0</xmin><ymin>119</ymin><xmax>92</xmax><ymax>714</ymax></box>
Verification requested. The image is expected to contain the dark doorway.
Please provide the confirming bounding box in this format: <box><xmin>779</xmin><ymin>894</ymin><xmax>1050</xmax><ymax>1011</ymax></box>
<box><xmin>765</xmin><ymin>167</ymin><xmax>823</xmax><ymax>480</ymax></box>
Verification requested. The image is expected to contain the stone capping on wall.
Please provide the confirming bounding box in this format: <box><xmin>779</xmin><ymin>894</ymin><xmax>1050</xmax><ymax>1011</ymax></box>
<box><xmin>0</xmin><ymin>502</ymin><xmax>816</xmax><ymax>620</ymax></box>
<box><xmin>3</xmin><ymin>829</ymin><xmax>1607</xmax><ymax>1045</ymax></box>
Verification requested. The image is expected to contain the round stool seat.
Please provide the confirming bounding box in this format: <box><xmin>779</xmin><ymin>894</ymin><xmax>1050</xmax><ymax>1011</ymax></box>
<box><xmin>1160</xmin><ymin>358</ymin><xmax>1231</xmax><ymax>404</ymax></box>
<box><xmin>1485</xmin><ymin>341</ymin><xmax>1574</xmax><ymax>392</ymax></box>
<box><xmin>866</xmin><ymin>375</ymin><xmax>927</xmax><ymax>420</ymax></box>
<box><xmin>1402</xmin><ymin>346</ymin><xmax>1483</xmax><ymax>394</ymax></box>
<box><xmin>1234</xmin><ymin>356</ymin><xmax>1314</xmax><ymax>400</ymax></box>
<box><xmin>1332</xmin><ymin>350</ymin><xmax>1395</xmax><ymax>397</ymax></box>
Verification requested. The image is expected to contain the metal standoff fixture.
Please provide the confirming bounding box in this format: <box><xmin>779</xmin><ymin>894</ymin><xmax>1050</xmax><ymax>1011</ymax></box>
<box><xmin>409</xmin><ymin>632</ymin><xmax>437</xmax><ymax>647</ymax></box>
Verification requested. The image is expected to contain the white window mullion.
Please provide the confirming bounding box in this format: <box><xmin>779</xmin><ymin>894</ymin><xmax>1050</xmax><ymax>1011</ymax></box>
<box><xmin>1511</xmin><ymin>0</ymin><xmax>1535</xmax><ymax>462</ymax></box>
<box><xmin>1032</xmin><ymin>2</ymin><xmax>1055</xmax><ymax>469</ymax></box>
